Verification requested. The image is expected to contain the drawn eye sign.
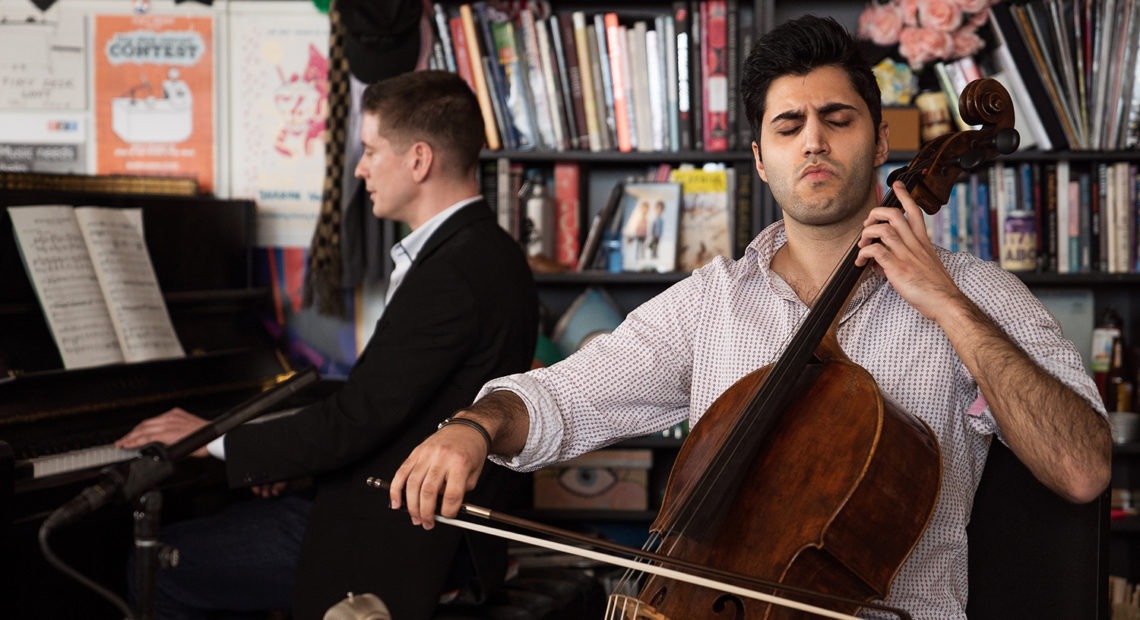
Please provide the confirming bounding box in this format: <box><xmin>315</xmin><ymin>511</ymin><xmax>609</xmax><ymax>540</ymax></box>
<box><xmin>557</xmin><ymin>467</ymin><xmax>619</xmax><ymax>498</ymax></box>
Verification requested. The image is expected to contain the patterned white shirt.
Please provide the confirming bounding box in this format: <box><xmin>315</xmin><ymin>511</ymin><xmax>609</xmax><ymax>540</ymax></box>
<box><xmin>482</xmin><ymin>220</ymin><xmax>1103</xmax><ymax>619</ymax></box>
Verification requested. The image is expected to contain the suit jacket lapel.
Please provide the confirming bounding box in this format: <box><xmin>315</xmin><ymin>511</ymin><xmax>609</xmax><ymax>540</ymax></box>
<box><xmin>384</xmin><ymin>200</ymin><xmax>495</xmax><ymax>310</ymax></box>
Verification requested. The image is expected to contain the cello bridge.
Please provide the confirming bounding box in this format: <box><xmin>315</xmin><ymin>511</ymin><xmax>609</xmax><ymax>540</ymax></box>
<box><xmin>605</xmin><ymin>594</ymin><xmax>671</xmax><ymax>620</ymax></box>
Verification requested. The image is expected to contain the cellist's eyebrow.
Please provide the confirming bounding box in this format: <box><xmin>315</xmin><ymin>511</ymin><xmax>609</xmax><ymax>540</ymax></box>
<box><xmin>770</xmin><ymin>102</ymin><xmax>859</xmax><ymax>124</ymax></box>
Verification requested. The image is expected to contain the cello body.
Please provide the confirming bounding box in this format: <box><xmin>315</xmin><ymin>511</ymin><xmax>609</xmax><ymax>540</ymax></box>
<box><xmin>638</xmin><ymin>334</ymin><xmax>941</xmax><ymax>619</ymax></box>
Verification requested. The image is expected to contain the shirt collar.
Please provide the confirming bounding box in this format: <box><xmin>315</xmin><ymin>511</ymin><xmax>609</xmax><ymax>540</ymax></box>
<box><xmin>748</xmin><ymin>219</ymin><xmax>886</xmax><ymax>319</ymax></box>
<box><xmin>390</xmin><ymin>196</ymin><xmax>483</xmax><ymax>264</ymax></box>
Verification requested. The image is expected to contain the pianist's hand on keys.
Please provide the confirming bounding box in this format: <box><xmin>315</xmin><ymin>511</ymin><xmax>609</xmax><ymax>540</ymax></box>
<box><xmin>115</xmin><ymin>407</ymin><xmax>211</xmax><ymax>458</ymax></box>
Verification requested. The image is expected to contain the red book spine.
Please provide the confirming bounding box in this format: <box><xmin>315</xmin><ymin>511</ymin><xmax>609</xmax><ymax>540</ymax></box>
<box><xmin>553</xmin><ymin>161</ymin><xmax>581</xmax><ymax>267</ymax></box>
<box><xmin>450</xmin><ymin>16</ymin><xmax>475</xmax><ymax>92</ymax></box>
<box><xmin>702</xmin><ymin>0</ymin><xmax>728</xmax><ymax>152</ymax></box>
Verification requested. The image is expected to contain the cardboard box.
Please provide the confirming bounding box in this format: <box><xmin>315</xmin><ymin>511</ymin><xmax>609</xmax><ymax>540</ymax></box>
<box><xmin>533</xmin><ymin>449</ymin><xmax>652</xmax><ymax>511</ymax></box>
<box><xmin>882</xmin><ymin>106</ymin><xmax>921</xmax><ymax>152</ymax></box>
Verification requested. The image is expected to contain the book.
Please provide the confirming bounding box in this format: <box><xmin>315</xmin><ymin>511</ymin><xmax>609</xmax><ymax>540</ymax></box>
<box><xmin>553</xmin><ymin>161</ymin><xmax>581</xmax><ymax>267</ymax></box>
<box><xmin>458</xmin><ymin>4</ymin><xmax>502</xmax><ymax>150</ymax></box>
<box><xmin>519</xmin><ymin>7</ymin><xmax>558</xmax><ymax>149</ymax></box>
<box><xmin>669</xmin><ymin>165</ymin><xmax>732</xmax><ymax>271</ymax></box>
<box><xmin>571</xmin><ymin>11</ymin><xmax>602</xmax><ymax>152</ymax></box>
<box><xmin>629</xmin><ymin>21</ymin><xmax>654</xmax><ymax>153</ymax></box>
<box><xmin>534</xmin><ymin>16</ymin><xmax>570</xmax><ymax>151</ymax></box>
<box><xmin>592</xmin><ymin>13</ymin><xmax>617</xmax><ymax>150</ymax></box>
<box><xmin>701</xmin><ymin>0</ymin><xmax>728</xmax><ymax>151</ymax></box>
<box><xmin>988</xmin><ymin>2</ymin><xmax>1069</xmax><ymax>151</ymax></box>
<box><xmin>449</xmin><ymin>13</ymin><xmax>476</xmax><ymax>91</ymax></box>
<box><xmin>731</xmin><ymin>159</ymin><xmax>753</xmax><ymax>256</ymax></box>
<box><xmin>488</xmin><ymin>13</ymin><xmax>538</xmax><ymax>150</ymax></box>
<box><xmin>432</xmin><ymin>4</ymin><xmax>457</xmax><ymax>73</ymax></box>
<box><xmin>576</xmin><ymin>180</ymin><xmax>625</xmax><ymax>271</ymax></box>
<box><xmin>604</xmin><ymin>12</ymin><xmax>633</xmax><ymax>152</ymax></box>
<box><xmin>8</xmin><ymin>205</ymin><xmax>184</xmax><ymax>369</ymax></box>
<box><xmin>550</xmin><ymin>14</ymin><xmax>586</xmax><ymax>150</ymax></box>
<box><xmin>673</xmin><ymin>1</ymin><xmax>693</xmax><ymax>150</ymax></box>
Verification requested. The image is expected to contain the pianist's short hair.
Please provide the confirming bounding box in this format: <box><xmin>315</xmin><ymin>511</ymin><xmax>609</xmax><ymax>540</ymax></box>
<box><xmin>360</xmin><ymin>70</ymin><xmax>485</xmax><ymax>176</ymax></box>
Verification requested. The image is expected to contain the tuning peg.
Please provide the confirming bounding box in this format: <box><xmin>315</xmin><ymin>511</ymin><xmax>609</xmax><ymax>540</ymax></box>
<box><xmin>994</xmin><ymin>128</ymin><xmax>1020</xmax><ymax>154</ymax></box>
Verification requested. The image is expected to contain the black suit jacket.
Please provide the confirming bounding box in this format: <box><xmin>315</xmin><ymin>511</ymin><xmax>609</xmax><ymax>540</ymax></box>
<box><xmin>224</xmin><ymin>201</ymin><xmax>538</xmax><ymax>619</ymax></box>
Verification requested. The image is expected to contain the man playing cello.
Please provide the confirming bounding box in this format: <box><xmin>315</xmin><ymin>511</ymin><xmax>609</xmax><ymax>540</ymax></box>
<box><xmin>390</xmin><ymin>15</ymin><xmax>1110</xmax><ymax>619</ymax></box>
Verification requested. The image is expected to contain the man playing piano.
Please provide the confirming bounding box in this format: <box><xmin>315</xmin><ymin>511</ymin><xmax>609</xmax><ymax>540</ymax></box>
<box><xmin>117</xmin><ymin>70</ymin><xmax>539</xmax><ymax>619</ymax></box>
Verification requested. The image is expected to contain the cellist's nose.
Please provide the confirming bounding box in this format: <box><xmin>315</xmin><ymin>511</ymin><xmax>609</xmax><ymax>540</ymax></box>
<box><xmin>802</xmin><ymin>118</ymin><xmax>829</xmax><ymax>157</ymax></box>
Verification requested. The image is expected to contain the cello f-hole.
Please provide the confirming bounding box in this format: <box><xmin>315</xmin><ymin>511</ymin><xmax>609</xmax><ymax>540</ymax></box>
<box><xmin>712</xmin><ymin>593</ymin><xmax>746</xmax><ymax>620</ymax></box>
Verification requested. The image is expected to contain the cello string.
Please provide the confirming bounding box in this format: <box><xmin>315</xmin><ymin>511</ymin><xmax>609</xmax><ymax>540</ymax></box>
<box><xmin>656</xmin><ymin>228</ymin><xmax>866</xmax><ymax>552</ymax></box>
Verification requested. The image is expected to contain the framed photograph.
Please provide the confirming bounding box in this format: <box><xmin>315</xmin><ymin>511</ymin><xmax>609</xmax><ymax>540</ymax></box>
<box><xmin>617</xmin><ymin>181</ymin><xmax>681</xmax><ymax>273</ymax></box>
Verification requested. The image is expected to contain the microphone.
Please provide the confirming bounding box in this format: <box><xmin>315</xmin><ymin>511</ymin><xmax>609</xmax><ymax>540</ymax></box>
<box><xmin>323</xmin><ymin>592</ymin><xmax>392</xmax><ymax>620</ymax></box>
<box><xmin>41</xmin><ymin>449</ymin><xmax>173</xmax><ymax>532</ymax></box>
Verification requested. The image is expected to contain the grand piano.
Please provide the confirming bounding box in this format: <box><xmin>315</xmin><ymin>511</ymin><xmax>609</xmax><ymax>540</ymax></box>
<box><xmin>0</xmin><ymin>188</ymin><xmax>329</xmax><ymax>618</ymax></box>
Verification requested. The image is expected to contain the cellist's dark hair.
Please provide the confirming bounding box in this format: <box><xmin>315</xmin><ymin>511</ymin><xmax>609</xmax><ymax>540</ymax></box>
<box><xmin>741</xmin><ymin>15</ymin><xmax>882</xmax><ymax>148</ymax></box>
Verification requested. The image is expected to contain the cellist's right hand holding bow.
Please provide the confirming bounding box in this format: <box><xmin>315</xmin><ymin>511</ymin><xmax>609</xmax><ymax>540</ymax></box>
<box><xmin>389</xmin><ymin>415</ymin><xmax>490</xmax><ymax>530</ymax></box>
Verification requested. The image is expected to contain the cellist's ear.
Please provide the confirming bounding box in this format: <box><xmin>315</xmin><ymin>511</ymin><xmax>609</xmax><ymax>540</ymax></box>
<box><xmin>753</xmin><ymin>141</ymin><xmax>768</xmax><ymax>184</ymax></box>
<box><xmin>874</xmin><ymin>121</ymin><xmax>890</xmax><ymax>168</ymax></box>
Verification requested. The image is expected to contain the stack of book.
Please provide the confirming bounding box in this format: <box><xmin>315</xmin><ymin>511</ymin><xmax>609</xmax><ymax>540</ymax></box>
<box><xmin>988</xmin><ymin>1</ymin><xmax>1140</xmax><ymax>151</ymax></box>
<box><xmin>426</xmin><ymin>1</ymin><xmax>757</xmax><ymax>153</ymax></box>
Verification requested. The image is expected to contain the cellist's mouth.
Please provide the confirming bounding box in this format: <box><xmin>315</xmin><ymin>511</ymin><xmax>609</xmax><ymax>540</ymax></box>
<box><xmin>800</xmin><ymin>164</ymin><xmax>834</xmax><ymax>181</ymax></box>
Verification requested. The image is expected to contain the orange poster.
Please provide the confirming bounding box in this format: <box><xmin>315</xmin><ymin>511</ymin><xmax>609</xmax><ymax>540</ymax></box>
<box><xmin>94</xmin><ymin>14</ymin><xmax>214</xmax><ymax>192</ymax></box>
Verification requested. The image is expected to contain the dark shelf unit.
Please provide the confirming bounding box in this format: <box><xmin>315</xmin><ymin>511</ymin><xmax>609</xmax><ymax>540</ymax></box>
<box><xmin>481</xmin><ymin>149</ymin><xmax>756</xmax><ymax>164</ymax></box>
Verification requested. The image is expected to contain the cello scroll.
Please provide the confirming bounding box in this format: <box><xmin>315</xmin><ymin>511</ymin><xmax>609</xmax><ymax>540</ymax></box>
<box><xmin>887</xmin><ymin>77</ymin><xmax>1020</xmax><ymax>215</ymax></box>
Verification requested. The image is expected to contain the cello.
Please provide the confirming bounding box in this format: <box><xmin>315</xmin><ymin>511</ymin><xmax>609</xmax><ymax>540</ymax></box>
<box><xmin>372</xmin><ymin>78</ymin><xmax>1019</xmax><ymax>619</ymax></box>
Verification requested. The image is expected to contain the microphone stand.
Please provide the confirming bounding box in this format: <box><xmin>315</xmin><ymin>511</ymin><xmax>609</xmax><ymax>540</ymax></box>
<box><xmin>38</xmin><ymin>366</ymin><xmax>320</xmax><ymax>620</ymax></box>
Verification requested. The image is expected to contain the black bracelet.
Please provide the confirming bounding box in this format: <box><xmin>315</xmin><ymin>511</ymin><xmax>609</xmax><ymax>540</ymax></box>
<box><xmin>437</xmin><ymin>417</ymin><xmax>493</xmax><ymax>453</ymax></box>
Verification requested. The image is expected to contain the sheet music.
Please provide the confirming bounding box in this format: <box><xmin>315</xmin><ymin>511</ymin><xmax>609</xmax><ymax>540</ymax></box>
<box><xmin>74</xmin><ymin>207</ymin><xmax>184</xmax><ymax>363</ymax></box>
<box><xmin>8</xmin><ymin>205</ymin><xmax>123</xmax><ymax>369</ymax></box>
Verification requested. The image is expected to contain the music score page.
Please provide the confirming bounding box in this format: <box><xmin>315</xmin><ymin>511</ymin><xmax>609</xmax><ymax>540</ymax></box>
<box><xmin>8</xmin><ymin>205</ymin><xmax>184</xmax><ymax>369</ymax></box>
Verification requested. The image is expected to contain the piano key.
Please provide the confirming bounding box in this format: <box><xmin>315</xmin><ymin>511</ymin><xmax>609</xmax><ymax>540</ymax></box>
<box><xmin>24</xmin><ymin>444</ymin><xmax>139</xmax><ymax>479</ymax></box>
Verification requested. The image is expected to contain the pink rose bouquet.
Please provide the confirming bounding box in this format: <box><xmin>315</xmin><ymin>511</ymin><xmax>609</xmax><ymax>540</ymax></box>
<box><xmin>857</xmin><ymin>0</ymin><xmax>995</xmax><ymax>70</ymax></box>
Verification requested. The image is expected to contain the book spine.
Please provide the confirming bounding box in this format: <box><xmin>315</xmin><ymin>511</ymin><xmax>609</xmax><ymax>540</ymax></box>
<box><xmin>432</xmin><ymin>3</ymin><xmax>457</xmax><ymax>73</ymax></box>
<box><xmin>725</xmin><ymin>0</ymin><xmax>738</xmax><ymax>150</ymax></box>
<box><xmin>663</xmin><ymin>15</ymin><xmax>679</xmax><ymax>152</ymax></box>
<box><xmin>449</xmin><ymin>15</ymin><xmax>476</xmax><ymax>92</ymax></box>
<box><xmin>989</xmin><ymin>3</ymin><xmax>1068</xmax><ymax>150</ymax></box>
<box><xmin>702</xmin><ymin>0</ymin><xmax>728</xmax><ymax>151</ymax></box>
<box><xmin>553</xmin><ymin>161</ymin><xmax>581</xmax><ymax>267</ymax></box>
<box><xmin>459</xmin><ymin>4</ymin><xmax>502</xmax><ymax>150</ymax></box>
<box><xmin>520</xmin><ymin>8</ymin><xmax>557</xmax><ymax>149</ymax></box>
<box><xmin>630</xmin><ymin>22</ymin><xmax>654</xmax><ymax>153</ymax></box>
<box><xmin>551</xmin><ymin>14</ymin><xmax>586</xmax><ymax>150</ymax></box>
<box><xmin>489</xmin><ymin>17</ymin><xmax>537</xmax><ymax>150</ymax></box>
<box><xmin>690</xmin><ymin>0</ymin><xmax>703</xmax><ymax>150</ymax></box>
<box><xmin>535</xmin><ymin>17</ymin><xmax>569</xmax><ymax>151</ymax></box>
<box><xmin>1044</xmin><ymin>163</ymin><xmax>1059</xmax><ymax>273</ymax></box>
<box><xmin>593</xmin><ymin>13</ymin><xmax>617</xmax><ymax>150</ymax></box>
<box><xmin>585</xmin><ymin>21</ymin><xmax>612</xmax><ymax>150</ymax></box>
<box><xmin>605</xmin><ymin>13</ymin><xmax>633</xmax><ymax>153</ymax></box>
<box><xmin>733</xmin><ymin>159</ymin><xmax>753</xmax><ymax>256</ymax></box>
<box><xmin>474</xmin><ymin>3</ymin><xmax>521</xmax><ymax>150</ymax></box>
<box><xmin>572</xmin><ymin>11</ymin><xmax>603</xmax><ymax>152</ymax></box>
<box><xmin>674</xmin><ymin>2</ymin><xmax>692</xmax><ymax>150</ymax></box>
